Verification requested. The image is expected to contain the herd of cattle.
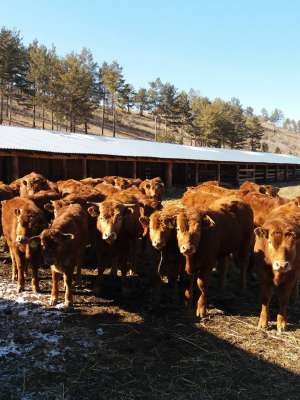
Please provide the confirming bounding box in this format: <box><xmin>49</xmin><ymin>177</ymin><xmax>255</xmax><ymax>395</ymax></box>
<box><xmin>0</xmin><ymin>172</ymin><xmax>300</xmax><ymax>333</ymax></box>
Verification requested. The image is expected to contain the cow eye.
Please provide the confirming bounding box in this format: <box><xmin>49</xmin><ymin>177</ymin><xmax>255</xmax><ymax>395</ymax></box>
<box><xmin>146</xmin><ymin>184</ymin><xmax>151</xmax><ymax>189</ymax></box>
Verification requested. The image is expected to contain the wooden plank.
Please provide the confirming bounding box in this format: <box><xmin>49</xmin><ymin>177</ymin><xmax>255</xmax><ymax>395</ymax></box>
<box><xmin>63</xmin><ymin>159</ymin><xmax>68</xmax><ymax>179</ymax></box>
<box><xmin>195</xmin><ymin>163</ymin><xmax>199</xmax><ymax>185</ymax></box>
<box><xmin>82</xmin><ymin>159</ymin><xmax>87</xmax><ymax>178</ymax></box>
<box><xmin>132</xmin><ymin>161</ymin><xmax>137</xmax><ymax>179</ymax></box>
<box><xmin>166</xmin><ymin>162</ymin><xmax>173</xmax><ymax>189</ymax></box>
<box><xmin>217</xmin><ymin>163</ymin><xmax>221</xmax><ymax>184</ymax></box>
<box><xmin>12</xmin><ymin>156</ymin><xmax>19</xmax><ymax>179</ymax></box>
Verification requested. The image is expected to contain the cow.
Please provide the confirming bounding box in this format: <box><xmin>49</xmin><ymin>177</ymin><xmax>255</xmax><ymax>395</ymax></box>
<box><xmin>1</xmin><ymin>197</ymin><xmax>47</xmax><ymax>292</ymax></box>
<box><xmin>239</xmin><ymin>181</ymin><xmax>280</xmax><ymax>197</ymax></box>
<box><xmin>57</xmin><ymin>179</ymin><xmax>87</xmax><ymax>197</ymax></box>
<box><xmin>111</xmin><ymin>187</ymin><xmax>161</xmax><ymax>212</ymax></box>
<box><xmin>0</xmin><ymin>183</ymin><xmax>14</xmax><ymax>235</ymax></box>
<box><xmin>182</xmin><ymin>188</ymin><xmax>222</xmax><ymax>209</ymax></box>
<box><xmin>139</xmin><ymin>177</ymin><xmax>165</xmax><ymax>201</ymax></box>
<box><xmin>81</xmin><ymin>177</ymin><xmax>104</xmax><ymax>187</ymax></box>
<box><xmin>94</xmin><ymin>183</ymin><xmax>120</xmax><ymax>198</ymax></box>
<box><xmin>254</xmin><ymin>216</ymin><xmax>300</xmax><ymax>332</ymax></box>
<box><xmin>176</xmin><ymin>198</ymin><xmax>254</xmax><ymax>318</ymax></box>
<box><xmin>139</xmin><ymin>204</ymin><xmax>186</xmax><ymax>301</ymax></box>
<box><xmin>19</xmin><ymin>172</ymin><xmax>58</xmax><ymax>197</ymax></box>
<box><xmin>28</xmin><ymin>203</ymin><xmax>89</xmax><ymax>307</ymax></box>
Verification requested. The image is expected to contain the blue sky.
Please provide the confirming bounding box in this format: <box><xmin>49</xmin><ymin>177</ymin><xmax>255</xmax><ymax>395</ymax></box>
<box><xmin>1</xmin><ymin>0</ymin><xmax>300</xmax><ymax>120</ymax></box>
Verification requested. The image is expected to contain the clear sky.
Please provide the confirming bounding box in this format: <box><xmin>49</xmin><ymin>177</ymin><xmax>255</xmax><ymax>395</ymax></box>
<box><xmin>1</xmin><ymin>0</ymin><xmax>300</xmax><ymax>120</ymax></box>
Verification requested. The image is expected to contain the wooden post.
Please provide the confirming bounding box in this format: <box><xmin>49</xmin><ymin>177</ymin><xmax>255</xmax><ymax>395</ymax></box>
<box><xmin>82</xmin><ymin>158</ymin><xmax>87</xmax><ymax>178</ymax></box>
<box><xmin>12</xmin><ymin>156</ymin><xmax>19</xmax><ymax>180</ymax></box>
<box><xmin>104</xmin><ymin>160</ymin><xmax>109</xmax><ymax>176</ymax></box>
<box><xmin>294</xmin><ymin>165</ymin><xmax>297</xmax><ymax>181</ymax></box>
<box><xmin>195</xmin><ymin>163</ymin><xmax>199</xmax><ymax>185</ymax></box>
<box><xmin>166</xmin><ymin>162</ymin><xmax>173</xmax><ymax>189</ymax></box>
<box><xmin>63</xmin><ymin>159</ymin><xmax>68</xmax><ymax>179</ymax></box>
<box><xmin>236</xmin><ymin>165</ymin><xmax>239</xmax><ymax>186</ymax></box>
<box><xmin>285</xmin><ymin>165</ymin><xmax>288</xmax><ymax>182</ymax></box>
<box><xmin>275</xmin><ymin>165</ymin><xmax>279</xmax><ymax>182</ymax></box>
<box><xmin>132</xmin><ymin>161</ymin><xmax>137</xmax><ymax>178</ymax></box>
<box><xmin>264</xmin><ymin>165</ymin><xmax>267</xmax><ymax>182</ymax></box>
<box><xmin>217</xmin><ymin>163</ymin><xmax>221</xmax><ymax>184</ymax></box>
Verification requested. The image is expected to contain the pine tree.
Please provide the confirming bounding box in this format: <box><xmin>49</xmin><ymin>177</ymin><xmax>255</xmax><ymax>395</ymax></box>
<box><xmin>245</xmin><ymin>116</ymin><xmax>264</xmax><ymax>151</ymax></box>
<box><xmin>134</xmin><ymin>88</ymin><xmax>150</xmax><ymax>116</ymax></box>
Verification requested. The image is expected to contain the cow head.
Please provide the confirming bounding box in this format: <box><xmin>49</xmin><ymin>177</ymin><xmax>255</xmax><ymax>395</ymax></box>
<box><xmin>29</xmin><ymin>229</ymin><xmax>75</xmax><ymax>266</ymax></box>
<box><xmin>140</xmin><ymin>177</ymin><xmax>165</xmax><ymax>200</ymax></box>
<box><xmin>176</xmin><ymin>209</ymin><xmax>215</xmax><ymax>258</ymax></box>
<box><xmin>20</xmin><ymin>173</ymin><xmax>49</xmax><ymax>196</ymax></box>
<box><xmin>146</xmin><ymin>211</ymin><xmax>176</xmax><ymax>250</ymax></box>
<box><xmin>88</xmin><ymin>200</ymin><xmax>135</xmax><ymax>244</ymax></box>
<box><xmin>254</xmin><ymin>221</ymin><xmax>299</xmax><ymax>284</ymax></box>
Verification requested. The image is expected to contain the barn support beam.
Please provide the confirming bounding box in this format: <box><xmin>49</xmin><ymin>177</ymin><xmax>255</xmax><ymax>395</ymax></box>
<box><xmin>195</xmin><ymin>163</ymin><xmax>199</xmax><ymax>185</ymax></box>
<box><xmin>166</xmin><ymin>162</ymin><xmax>173</xmax><ymax>189</ymax></box>
<box><xmin>275</xmin><ymin>165</ymin><xmax>279</xmax><ymax>182</ymax></box>
<box><xmin>132</xmin><ymin>161</ymin><xmax>137</xmax><ymax>179</ymax></box>
<box><xmin>63</xmin><ymin>159</ymin><xmax>68</xmax><ymax>179</ymax></box>
<box><xmin>217</xmin><ymin>163</ymin><xmax>221</xmax><ymax>184</ymax></box>
<box><xmin>12</xmin><ymin>156</ymin><xmax>19</xmax><ymax>180</ymax></box>
<box><xmin>82</xmin><ymin>159</ymin><xmax>87</xmax><ymax>178</ymax></box>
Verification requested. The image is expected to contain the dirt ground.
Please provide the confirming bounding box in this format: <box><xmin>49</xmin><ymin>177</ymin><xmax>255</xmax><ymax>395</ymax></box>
<box><xmin>1</xmin><ymin>187</ymin><xmax>300</xmax><ymax>400</ymax></box>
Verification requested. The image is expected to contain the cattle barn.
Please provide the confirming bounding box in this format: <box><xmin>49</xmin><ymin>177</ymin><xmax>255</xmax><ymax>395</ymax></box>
<box><xmin>1</xmin><ymin>125</ymin><xmax>300</xmax><ymax>187</ymax></box>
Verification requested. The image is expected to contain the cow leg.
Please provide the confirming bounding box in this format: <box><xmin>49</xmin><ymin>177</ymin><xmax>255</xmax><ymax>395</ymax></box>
<box><xmin>277</xmin><ymin>281</ymin><xmax>294</xmax><ymax>333</ymax></box>
<box><xmin>196</xmin><ymin>272</ymin><xmax>209</xmax><ymax>318</ymax></box>
<box><xmin>50</xmin><ymin>266</ymin><xmax>59</xmax><ymax>305</ymax></box>
<box><xmin>258</xmin><ymin>281</ymin><xmax>272</xmax><ymax>330</ymax></box>
<box><xmin>31</xmin><ymin>265</ymin><xmax>40</xmax><ymax>293</ymax></box>
<box><xmin>15</xmin><ymin>251</ymin><xmax>25</xmax><ymax>293</ymax></box>
<box><xmin>235</xmin><ymin>250</ymin><xmax>250</xmax><ymax>291</ymax></box>
<box><xmin>9</xmin><ymin>248</ymin><xmax>17</xmax><ymax>282</ymax></box>
<box><xmin>290</xmin><ymin>277</ymin><xmax>299</xmax><ymax>304</ymax></box>
<box><xmin>63</xmin><ymin>271</ymin><xmax>73</xmax><ymax>308</ymax></box>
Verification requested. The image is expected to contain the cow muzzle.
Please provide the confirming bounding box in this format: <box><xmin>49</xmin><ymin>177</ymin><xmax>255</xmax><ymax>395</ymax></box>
<box><xmin>272</xmin><ymin>261</ymin><xmax>291</xmax><ymax>273</ymax></box>
<box><xmin>152</xmin><ymin>240</ymin><xmax>164</xmax><ymax>250</ymax></box>
<box><xmin>16</xmin><ymin>235</ymin><xmax>28</xmax><ymax>245</ymax></box>
<box><xmin>180</xmin><ymin>244</ymin><xmax>196</xmax><ymax>256</ymax></box>
<box><xmin>102</xmin><ymin>231</ymin><xmax>117</xmax><ymax>243</ymax></box>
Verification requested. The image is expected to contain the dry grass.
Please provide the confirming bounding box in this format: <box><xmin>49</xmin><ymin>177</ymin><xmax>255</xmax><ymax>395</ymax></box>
<box><xmin>1</xmin><ymin>187</ymin><xmax>300</xmax><ymax>399</ymax></box>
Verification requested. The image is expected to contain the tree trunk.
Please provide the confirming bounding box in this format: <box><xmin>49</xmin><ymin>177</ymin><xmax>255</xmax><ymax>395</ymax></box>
<box><xmin>42</xmin><ymin>104</ymin><xmax>45</xmax><ymax>129</ymax></box>
<box><xmin>154</xmin><ymin>115</ymin><xmax>157</xmax><ymax>141</ymax></box>
<box><xmin>51</xmin><ymin>111</ymin><xmax>54</xmax><ymax>130</ymax></box>
<box><xmin>32</xmin><ymin>97</ymin><xmax>36</xmax><ymax>128</ymax></box>
<box><xmin>84</xmin><ymin>120</ymin><xmax>88</xmax><ymax>134</ymax></box>
<box><xmin>113</xmin><ymin>104</ymin><xmax>116</xmax><ymax>137</ymax></box>
<box><xmin>8</xmin><ymin>94</ymin><xmax>12</xmax><ymax>125</ymax></box>
<box><xmin>101</xmin><ymin>99</ymin><xmax>105</xmax><ymax>135</ymax></box>
<box><xmin>6</xmin><ymin>95</ymin><xmax>9</xmax><ymax>117</ymax></box>
<box><xmin>0</xmin><ymin>92</ymin><xmax>3</xmax><ymax>124</ymax></box>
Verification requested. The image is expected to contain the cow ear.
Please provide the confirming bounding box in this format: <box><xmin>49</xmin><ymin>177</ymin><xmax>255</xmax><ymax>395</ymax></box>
<box><xmin>259</xmin><ymin>187</ymin><xmax>266</xmax><ymax>194</ymax></box>
<box><xmin>22</xmin><ymin>180</ymin><xmax>27</xmax><ymax>186</ymax></box>
<box><xmin>44</xmin><ymin>203</ymin><xmax>54</xmax><ymax>212</ymax></box>
<box><xmin>273</xmin><ymin>187</ymin><xmax>280</xmax><ymax>195</ymax></box>
<box><xmin>87</xmin><ymin>205</ymin><xmax>99</xmax><ymax>217</ymax></box>
<box><xmin>254</xmin><ymin>227</ymin><xmax>268</xmax><ymax>238</ymax></box>
<box><xmin>15</xmin><ymin>208</ymin><xmax>21</xmax><ymax>216</ymax></box>
<box><xmin>203</xmin><ymin>214</ymin><xmax>215</xmax><ymax>228</ymax></box>
<box><xmin>28</xmin><ymin>236</ymin><xmax>41</xmax><ymax>250</ymax></box>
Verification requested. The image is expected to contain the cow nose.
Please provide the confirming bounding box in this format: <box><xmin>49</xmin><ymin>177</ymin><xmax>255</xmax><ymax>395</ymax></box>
<box><xmin>180</xmin><ymin>244</ymin><xmax>195</xmax><ymax>255</ymax></box>
<box><xmin>273</xmin><ymin>261</ymin><xmax>290</xmax><ymax>271</ymax></box>
<box><xmin>102</xmin><ymin>232</ymin><xmax>117</xmax><ymax>241</ymax></box>
<box><xmin>16</xmin><ymin>236</ymin><xmax>28</xmax><ymax>244</ymax></box>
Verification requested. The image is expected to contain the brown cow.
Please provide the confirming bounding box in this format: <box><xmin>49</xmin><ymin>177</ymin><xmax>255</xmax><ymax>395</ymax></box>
<box><xmin>29</xmin><ymin>203</ymin><xmax>89</xmax><ymax>307</ymax></box>
<box><xmin>0</xmin><ymin>183</ymin><xmax>14</xmax><ymax>235</ymax></box>
<box><xmin>254</xmin><ymin>216</ymin><xmax>300</xmax><ymax>332</ymax></box>
<box><xmin>139</xmin><ymin>177</ymin><xmax>165</xmax><ymax>201</ymax></box>
<box><xmin>2</xmin><ymin>197</ymin><xmax>47</xmax><ymax>292</ymax></box>
<box><xmin>140</xmin><ymin>204</ymin><xmax>186</xmax><ymax>299</ymax></box>
<box><xmin>19</xmin><ymin>172</ymin><xmax>58</xmax><ymax>197</ymax></box>
<box><xmin>239</xmin><ymin>181</ymin><xmax>280</xmax><ymax>197</ymax></box>
<box><xmin>81</xmin><ymin>177</ymin><xmax>104</xmax><ymax>186</ymax></box>
<box><xmin>176</xmin><ymin>198</ymin><xmax>254</xmax><ymax>317</ymax></box>
<box><xmin>94</xmin><ymin>183</ymin><xmax>120</xmax><ymax>198</ymax></box>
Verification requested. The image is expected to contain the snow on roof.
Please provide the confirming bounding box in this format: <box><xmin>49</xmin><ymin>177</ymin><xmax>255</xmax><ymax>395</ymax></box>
<box><xmin>0</xmin><ymin>125</ymin><xmax>299</xmax><ymax>165</ymax></box>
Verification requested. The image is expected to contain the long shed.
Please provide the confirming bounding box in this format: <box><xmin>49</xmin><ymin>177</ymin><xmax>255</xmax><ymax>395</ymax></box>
<box><xmin>1</xmin><ymin>125</ymin><xmax>300</xmax><ymax>187</ymax></box>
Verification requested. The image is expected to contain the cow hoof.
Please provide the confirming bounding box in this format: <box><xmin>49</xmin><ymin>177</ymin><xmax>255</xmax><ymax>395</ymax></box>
<box><xmin>196</xmin><ymin>309</ymin><xmax>206</xmax><ymax>318</ymax></box>
<box><xmin>64</xmin><ymin>303</ymin><xmax>73</xmax><ymax>310</ymax></box>
<box><xmin>32</xmin><ymin>287</ymin><xmax>40</xmax><ymax>294</ymax></box>
<box><xmin>277</xmin><ymin>325</ymin><xmax>286</xmax><ymax>334</ymax></box>
<box><xmin>17</xmin><ymin>286</ymin><xmax>24</xmax><ymax>293</ymax></box>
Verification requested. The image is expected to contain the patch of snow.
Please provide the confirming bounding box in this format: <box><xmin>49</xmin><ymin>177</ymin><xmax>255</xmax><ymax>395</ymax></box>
<box><xmin>0</xmin><ymin>340</ymin><xmax>21</xmax><ymax>357</ymax></box>
<box><xmin>96</xmin><ymin>327</ymin><xmax>104</xmax><ymax>336</ymax></box>
<box><xmin>32</xmin><ymin>332</ymin><xmax>62</xmax><ymax>344</ymax></box>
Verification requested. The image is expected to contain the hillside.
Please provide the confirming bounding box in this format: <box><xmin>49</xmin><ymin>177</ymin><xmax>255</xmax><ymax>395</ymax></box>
<box><xmin>2</xmin><ymin>100</ymin><xmax>299</xmax><ymax>155</ymax></box>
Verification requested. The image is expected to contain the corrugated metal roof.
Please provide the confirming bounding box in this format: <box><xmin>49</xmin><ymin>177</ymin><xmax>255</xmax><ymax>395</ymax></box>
<box><xmin>0</xmin><ymin>125</ymin><xmax>299</xmax><ymax>165</ymax></box>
